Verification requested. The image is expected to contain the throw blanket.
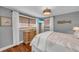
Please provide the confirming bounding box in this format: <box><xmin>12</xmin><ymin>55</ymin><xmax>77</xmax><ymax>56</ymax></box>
<box><xmin>30</xmin><ymin>31</ymin><xmax>79</xmax><ymax>52</ymax></box>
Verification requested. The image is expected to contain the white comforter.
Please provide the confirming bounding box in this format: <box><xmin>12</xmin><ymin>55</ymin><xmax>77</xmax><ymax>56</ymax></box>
<box><xmin>30</xmin><ymin>31</ymin><xmax>79</xmax><ymax>52</ymax></box>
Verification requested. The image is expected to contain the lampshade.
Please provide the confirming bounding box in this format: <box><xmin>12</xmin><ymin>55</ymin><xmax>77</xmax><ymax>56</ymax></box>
<box><xmin>43</xmin><ymin>8</ymin><xmax>51</xmax><ymax>16</ymax></box>
<box><xmin>73</xmin><ymin>27</ymin><xmax>79</xmax><ymax>31</ymax></box>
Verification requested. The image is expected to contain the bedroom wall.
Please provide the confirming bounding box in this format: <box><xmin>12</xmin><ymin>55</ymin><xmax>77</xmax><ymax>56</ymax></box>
<box><xmin>54</xmin><ymin>11</ymin><xmax>79</xmax><ymax>34</ymax></box>
<box><xmin>0</xmin><ymin>7</ymin><xmax>13</xmax><ymax>48</ymax></box>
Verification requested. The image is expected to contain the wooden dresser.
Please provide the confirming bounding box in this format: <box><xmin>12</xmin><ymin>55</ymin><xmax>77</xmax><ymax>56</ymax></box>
<box><xmin>23</xmin><ymin>30</ymin><xmax>36</xmax><ymax>44</ymax></box>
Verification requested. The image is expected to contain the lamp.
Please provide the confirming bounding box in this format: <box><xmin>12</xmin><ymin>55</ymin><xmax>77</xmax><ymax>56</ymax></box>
<box><xmin>43</xmin><ymin>8</ymin><xmax>51</xmax><ymax>16</ymax></box>
<box><xmin>73</xmin><ymin>27</ymin><xmax>79</xmax><ymax>31</ymax></box>
<box><xmin>73</xmin><ymin>27</ymin><xmax>79</xmax><ymax>38</ymax></box>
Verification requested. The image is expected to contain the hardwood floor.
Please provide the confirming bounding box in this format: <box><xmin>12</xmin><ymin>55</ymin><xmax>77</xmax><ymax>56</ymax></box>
<box><xmin>2</xmin><ymin>43</ymin><xmax>31</xmax><ymax>52</ymax></box>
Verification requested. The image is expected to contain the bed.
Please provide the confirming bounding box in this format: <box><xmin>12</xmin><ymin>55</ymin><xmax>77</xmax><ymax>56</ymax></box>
<box><xmin>30</xmin><ymin>31</ymin><xmax>79</xmax><ymax>52</ymax></box>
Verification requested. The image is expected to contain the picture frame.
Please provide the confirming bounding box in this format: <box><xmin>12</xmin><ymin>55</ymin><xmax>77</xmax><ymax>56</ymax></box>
<box><xmin>0</xmin><ymin>16</ymin><xmax>12</xmax><ymax>26</ymax></box>
<box><xmin>57</xmin><ymin>20</ymin><xmax>71</xmax><ymax>24</ymax></box>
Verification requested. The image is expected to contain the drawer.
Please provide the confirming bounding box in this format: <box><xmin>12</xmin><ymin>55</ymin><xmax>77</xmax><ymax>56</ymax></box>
<box><xmin>23</xmin><ymin>31</ymin><xmax>36</xmax><ymax>43</ymax></box>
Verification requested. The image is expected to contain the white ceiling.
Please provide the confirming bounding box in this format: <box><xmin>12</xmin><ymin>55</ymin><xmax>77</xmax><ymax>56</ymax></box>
<box><xmin>4</xmin><ymin>6</ymin><xmax>79</xmax><ymax>17</ymax></box>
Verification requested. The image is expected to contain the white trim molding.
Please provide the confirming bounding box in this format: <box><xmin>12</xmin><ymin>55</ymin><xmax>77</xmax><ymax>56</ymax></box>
<box><xmin>12</xmin><ymin>11</ymin><xmax>20</xmax><ymax>45</ymax></box>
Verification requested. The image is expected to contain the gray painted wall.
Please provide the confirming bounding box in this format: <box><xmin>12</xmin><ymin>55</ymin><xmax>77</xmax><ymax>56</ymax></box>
<box><xmin>54</xmin><ymin>12</ymin><xmax>79</xmax><ymax>34</ymax></box>
<box><xmin>0</xmin><ymin>7</ymin><xmax>11</xmax><ymax>17</ymax></box>
<box><xmin>0</xmin><ymin>27</ymin><xmax>13</xmax><ymax>48</ymax></box>
<box><xmin>0</xmin><ymin>7</ymin><xmax>13</xmax><ymax>48</ymax></box>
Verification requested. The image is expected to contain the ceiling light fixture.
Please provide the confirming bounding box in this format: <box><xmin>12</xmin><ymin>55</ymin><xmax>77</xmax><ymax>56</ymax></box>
<box><xmin>43</xmin><ymin>8</ymin><xmax>52</xmax><ymax>16</ymax></box>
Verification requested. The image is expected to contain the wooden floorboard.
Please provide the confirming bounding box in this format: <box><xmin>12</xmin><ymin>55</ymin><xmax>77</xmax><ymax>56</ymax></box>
<box><xmin>2</xmin><ymin>43</ymin><xmax>31</xmax><ymax>52</ymax></box>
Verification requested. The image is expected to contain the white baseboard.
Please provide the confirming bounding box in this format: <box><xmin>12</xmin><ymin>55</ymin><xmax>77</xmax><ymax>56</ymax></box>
<box><xmin>0</xmin><ymin>41</ymin><xmax>23</xmax><ymax>51</ymax></box>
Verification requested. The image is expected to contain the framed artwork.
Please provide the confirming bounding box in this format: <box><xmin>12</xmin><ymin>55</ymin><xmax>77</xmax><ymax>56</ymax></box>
<box><xmin>57</xmin><ymin>20</ymin><xmax>71</xmax><ymax>24</ymax></box>
<box><xmin>0</xmin><ymin>16</ymin><xmax>12</xmax><ymax>26</ymax></box>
